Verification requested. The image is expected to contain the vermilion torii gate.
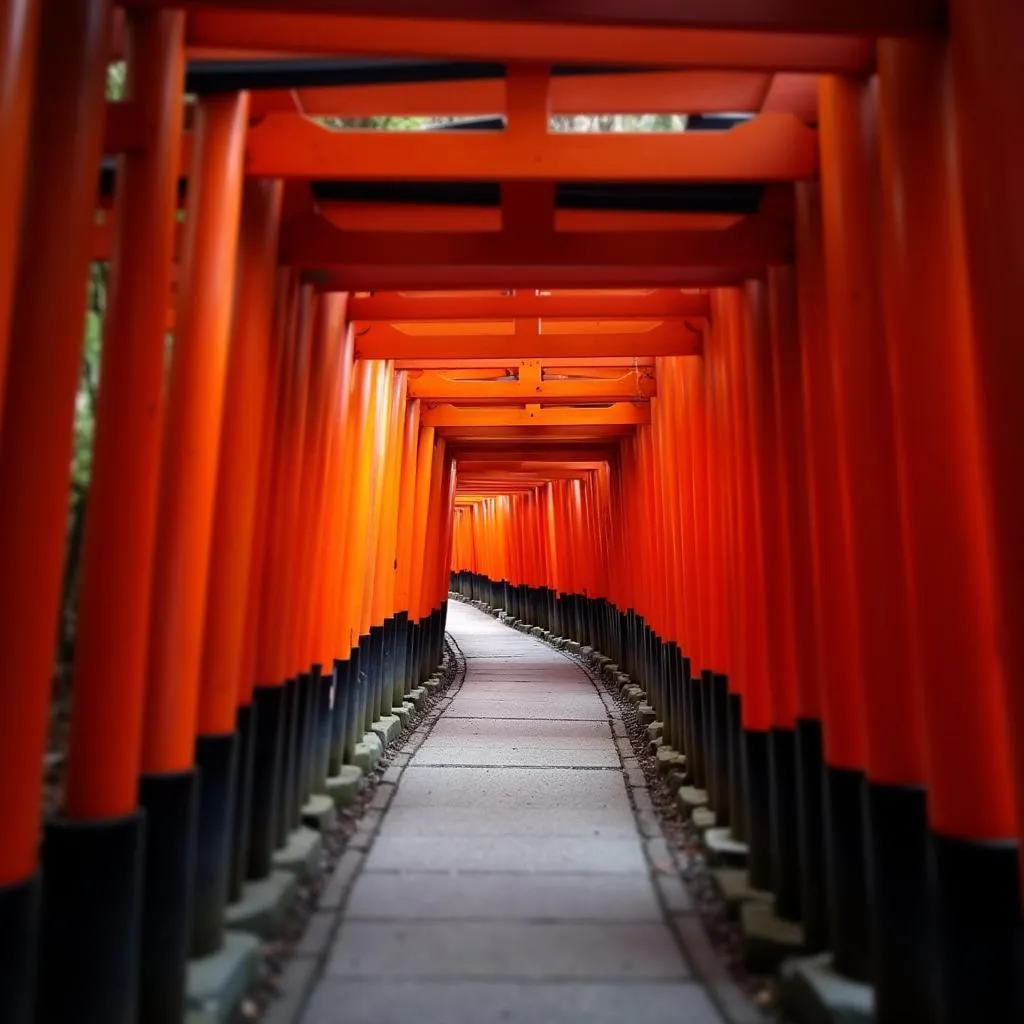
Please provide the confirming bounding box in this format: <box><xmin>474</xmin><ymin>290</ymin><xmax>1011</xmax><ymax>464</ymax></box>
<box><xmin>0</xmin><ymin>2</ymin><xmax>1022</xmax><ymax>1023</ymax></box>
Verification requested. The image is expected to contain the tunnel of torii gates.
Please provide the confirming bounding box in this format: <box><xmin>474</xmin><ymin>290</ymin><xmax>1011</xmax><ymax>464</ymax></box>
<box><xmin>0</xmin><ymin>1</ymin><xmax>1023</xmax><ymax>1023</ymax></box>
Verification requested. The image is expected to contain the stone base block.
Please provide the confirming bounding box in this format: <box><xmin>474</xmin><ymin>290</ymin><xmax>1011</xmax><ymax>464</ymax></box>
<box><xmin>565</xmin><ymin>640</ymin><xmax>581</xmax><ymax>654</ymax></box>
<box><xmin>779</xmin><ymin>953</ymin><xmax>874</xmax><ymax>1024</ymax></box>
<box><xmin>391</xmin><ymin>703</ymin><xmax>414</xmax><ymax>728</ymax></box>
<box><xmin>625</xmin><ymin>687</ymin><xmax>647</xmax><ymax>706</ymax></box>
<box><xmin>677</xmin><ymin>785</ymin><xmax>709</xmax><ymax>810</ymax></box>
<box><xmin>301</xmin><ymin>794</ymin><xmax>337</xmax><ymax>832</ymax></box>
<box><xmin>704</xmin><ymin>826</ymin><xmax>749</xmax><ymax>867</ymax></box>
<box><xmin>580</xmin><ymin>645</ymin><xmax>594</xmax><ymax>658</ymax></box>
<box><xmin>272</xmin><ymin>827</ymin><xmax>323</xmax><ymax>882</ymax></box>
<box><xmin>691</xmin><ymin>805</ymin><xmax>717</xmax><ymax>831</ymax></box>
<box><xmin>637</xmin><ymin>703</ymin><xmax>658</xmax><ymax>725</ymax></box>
<box><xmin>646</xmin><ymin>721</ymin><xmax>664</xmax><ymax>741</ymax></box>
<box><xmin>741</xmin><ymin>901</ymin><xmax>805</xmax><ymax>971</ymax></box>
<box><xmin>656</xmin><ymin>746</ymin><xmax>686</xmax><ymax>774</ymax></box>
<box><xmin>665</xmin><ymin>769</ymin><xmax>689</xmax><ymax>793</ymax></box>
<box><xmin>709</xmin><ymin>867</ymin><xmax>772</xmax><ymax>919</ymax></box>
<box><xmin>326</xmin><ymin>765</ymin><xmax>364</xmax><ymax>808</ymax></box>
<box><xmin>226</xmin><ymin>871</ymin><xmax>297</xmax><ymax>938</ymax></box>
<box><xmin>352</xmin><ymin>731</ymin><xmax>384</xmax><ymax>773</ymax></box>
<box><xmin>186</xmin><ymin>931</ymin><xmax>261</xmax><ymax>1024</ymax></box>
<box><xmin>406</xmin><ymin>686</ymin><xmax>427</xmax><ymax>708</ymax></box>
<box><xmin>371</xmin><ymin>715</ymin><xmax>401</xmax><ymax>747</ymax></box>
<box><xmin>422</xmin><ymin>676</ymin><xmax>443</xmax><ymax>692</ymax></box>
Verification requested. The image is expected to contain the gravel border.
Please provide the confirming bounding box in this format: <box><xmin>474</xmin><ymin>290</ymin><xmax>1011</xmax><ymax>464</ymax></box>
<box><xmin>238</xmin><ymin>636</ymin><xmax>466</xmax><ymax>1023</ymax></box>
<box><xmin>530</xmin><ymin>613</ymin><xmax>792</xmax><ymax>1024</ymax></box>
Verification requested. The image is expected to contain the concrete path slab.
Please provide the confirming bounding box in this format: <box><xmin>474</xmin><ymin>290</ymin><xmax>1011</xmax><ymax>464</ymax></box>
<box><xmin>296</xmin><ymin>601</ymin><xmax>741</xmax><ymax>1024</ymax></box>
<box><xmin>390</xmin><ymin>765</ymin><xmax>634</xmax><ymax>810</ymax></box>
<box><xmin>327</xmin><ymin>920</ymin><xmax>690</xmax><ymax>980</ymax></box>
<box><xmin>346</xmin><ymin>871</ymin><xmax>663</xmax><ymax>921</ymax></box>
<box><xmin>365</xmin><ymin>833</ymin><xmax>650</xmax><ymax>873</ymax></box>
<box><xmin>374</xmin><ymin>804</ymin><xmax>639</xmax><ymax>839</ymax></box>
<box><xmin>303</xmin><ymin>980</ymin><xmax>726</xmax><ymax>1024</ymax></box>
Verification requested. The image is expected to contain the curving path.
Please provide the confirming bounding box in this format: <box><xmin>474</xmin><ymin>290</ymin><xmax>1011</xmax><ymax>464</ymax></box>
<box><xmin>299</xmin><ymin>601</ymin><xmax>754</xmax><ymax>1024</ymax></box>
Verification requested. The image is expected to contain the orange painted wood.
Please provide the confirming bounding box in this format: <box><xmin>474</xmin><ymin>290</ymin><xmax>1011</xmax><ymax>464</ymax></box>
<box><xmin>65</xmin><ymin>11</ymin><xmax>187</xmax><ymax>819</ymax></box>
<box><xmin>283</xmin><ymin>216</ymin><xmax>793</xmax><ymax>269</ymax></box>
<box><xmin>239</xmin><ymin>271</ymin><xmax>295</xmax><ymax>704</ymax></box>
<box><xmin>949</xmin><ymin>0</ymin><xmax>1024</xmax><ymax>865</ymax></box>
<box><xmin>878</xmin><ymin>37</ymin><xmax>1013</xmax><ymax>840</ymax></box>
<box><xmin>143</xmin><ymin>91</ymin><xmax>250</xmax><ymax>773</ymax></box>
<box><xmin>355</xmin><ymin>322</ymin><xmax>703</xmax><ymax>361</ymax></box>
<box><xmin>249</xmin><ymin>111</ymin><xmax>817</xmax><ymax>182</ymax></box>
<box><xmin>282</xmin><ymin>70</ymin><xmax>774</xmax><ymax>119</ymax></box>
<box><xmin>186</xmin><ymin>12</ymin><xmax>874</xmax><ymax>72</ymax></box>
<box><xmin>819</xmin><ymin>74</ymin><xmax>919</xmax><ymax>785</ymax></box>
<box><xmin>0</xmin><ymin>0</ymin><xmax>111</xmax><ymax>882</ymax></box>
<box><xmin>167</xmin><ymin>0</ymin><xmax>943</xmax><ymax>35</ymax></box>
<box><xmin>349</xmin><ymin>291</ymin><xmax>710</xmax><ymax>321</ymax></box>
<box><xmin>0</xmin><ymin>0</ymin><xmax>40</xmax><ymax>423</ymax></box>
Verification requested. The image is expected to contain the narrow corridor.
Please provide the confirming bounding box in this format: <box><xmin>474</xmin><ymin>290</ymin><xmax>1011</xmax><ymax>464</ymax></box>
<box><xmin>300</xmin><ymin>601</ymin><xmax>742</xmax><ymax>1024</ymax></box>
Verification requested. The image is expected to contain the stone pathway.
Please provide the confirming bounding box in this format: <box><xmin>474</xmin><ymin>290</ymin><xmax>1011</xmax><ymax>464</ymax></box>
<box><xmin>299</xmin><ymin>601</ymin><xmax>737</xmax><ymax>1023</ymax></box>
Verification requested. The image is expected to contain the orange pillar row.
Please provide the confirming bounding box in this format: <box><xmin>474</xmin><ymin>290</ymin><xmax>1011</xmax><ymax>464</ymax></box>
<box><xmin>793</xmin><ymin>182</ymin><xmax>843</xmax><ymax>956</ymax></box>
<box><xmin>191</xmin><ymin>177</ymin><xmax>284</xmax><ymax>959</ymax></box>
<box><xmin>138</xmin><ymin>89</ymin><xmax>249</xmax><ymax>1024</ymax></box>
<box><xmin>235</xmin><ymin>270</ymin><xmax>294</xmax><ymax>887</ymax></box>
<box><xmin>0</xmin><ymin>1</ymin><xmax>110</xmax><ymax>1020</ymax></box>
<box><xmin>246</xmin><ymin>272</ymin><xmax>302</xmax><ymax>879</ymax></box>
<box><xmin>766</xmin><ymin>265</ymin><xmax>820</xmax><ymax>934</ymax></box>
<box><xmin>332</xmin><ymin>359</ymin><xmax>376</xmax><ymax>762</ymax></box>
<box><xmin>307</xmin><ymin>319</ymin><xmax>355</xmax><ymax>780</ymax></box>
<box><xmin>706</xmin><ymin>290</ymin><xmax>747</xmax><ymax>836</ymax></box>
<box><xmin>879</xmin><ymin>32</ymin><xmax>1021</xmax><ymax>1020</ymax></box>
<box><xmin>741</xmin><ymin>278</ymin><xmax>789</xmax><ymax>896</ymax></box>
<box><xmin>818</xmin><ymin>74</ymin><xmax>910</xmax><ymax>985</ymax></box>
<box><xmin>34</xmin><ymin>10</ymin><xmax>186</xmax><ymax>1023</ymax></box>
<box><xmin>948</xmin><ymin>0</ymin><xmax>1024</xmax><ymax>910</ymax></box>
<box><xmin>391</xmin><ymin>397</ymin><xmax>422</xmax><ymax>704</ymax></box>
<box><xmin>700</xmin><ymin>303</ymin><xmax>740</xmax><ymax>836</ymax></box>
<box><xmin>274</xmin><ymin>289</ymin><xmax>338</xmax><ymax>841</ymax></box>
<box><xmin>281</xmin><ymin>293</ymin><xmax>346</xmax><ymax>831</ymax></box>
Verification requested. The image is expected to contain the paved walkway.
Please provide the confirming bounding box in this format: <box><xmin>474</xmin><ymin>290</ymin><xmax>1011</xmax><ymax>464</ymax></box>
<box><xmin>301</xmin><ymin>601</ymin><xmax>737</xmax><ymax>1024</ymax></box>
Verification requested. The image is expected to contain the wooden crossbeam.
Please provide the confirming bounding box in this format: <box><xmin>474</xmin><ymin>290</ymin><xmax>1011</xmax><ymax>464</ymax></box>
<box><xmin>448</xmin><ymin>444</ymin><xmax>616</xmax><ymax>462</ymax></box>
<box><xmin>258</xmin><ymin>70</ymin><xmax>779</xmax><ymax>118</ymax></box>
<box><xmin>156</xmin><ymin>1</ymin><xmax>944</xmax><ymax>37</ymax></box>
<box><xmin>354</xmin><ymin>320</ymin><xmax>703</xmax><ymax>360</ymax></box>
<box><xmin>406</xmin><ymin>362</ymin><xmax>655</xmax><ymax>404</ymax></box>
<box><xmin>247</xmin><ymin>112</ymin><xmax>816</xmax><ymax>181</ymax></box>
<box><xmin>183</xmin><ymin>13</ymin><xmax>876</xmax><ymax>71</ymax></box>
<box><xmin>282</xmin><ymin>215</ymin><xmax>792</xmax><ymax>268</ymax></box>
<box><xmin>349</xmin><ymin>291</ymin><xmax>709</xmax><ymax>321</ymax></box>
<box><xmin>450</xmin><ymin>448</ymin><xmax>610</xmax><ymax>464</ymax></box>
<box><xmin>420</xmin><ymin>403</ymin><xmax>649</xmax><ymax>428</ymax></box>
<box><xmin>319</xmin><ymin>205</ymin><xmax>750</xmax><ymax>233</ymax></box>
<box><xmin>313</xmin><ymin>264</ymin><xmax>749</xmax><ymax>290</ymax></box>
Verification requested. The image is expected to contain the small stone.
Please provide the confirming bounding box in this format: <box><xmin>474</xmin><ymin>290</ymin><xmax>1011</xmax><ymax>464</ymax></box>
<box><xmin>677</xmin><ymin>785</ymin><xmax>709</xmax><ymax>809</ymax></box>
<box><xmin>691</xmin><ymin>805</ymin><xmax>717</xmax><ymax>831</ymax></box>
<box><xmin>656</xmin><ymin>746</ymin><xmax>686</xmax><ymax>774</ymax></box>
<box><xmin>637</xmin><ymin>704</ymin><xmax>658</xmax><ymax>725</ymax></box>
